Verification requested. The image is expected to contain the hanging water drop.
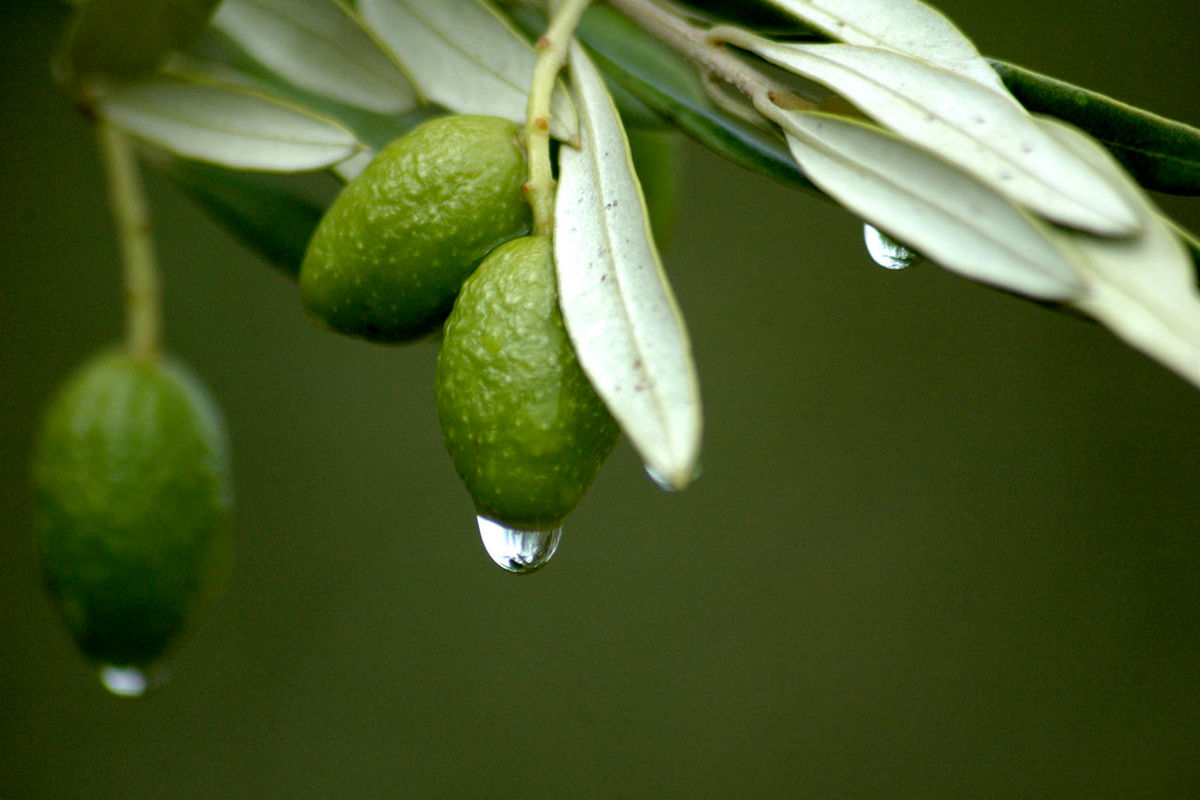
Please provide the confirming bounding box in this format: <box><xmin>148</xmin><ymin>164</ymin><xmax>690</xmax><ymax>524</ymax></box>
<box><xmin>476</xmin><ymin>516</ymin><xmax>562</xmax><ymax>574</ymax></box>
<box><xmin>98</xmin><ymin>665</ymin><xmax>162</xmax><ymax>698</ymax></box>
<box><xmin>863</xmin><ymin>224</ymin><xmax>916</xmax><ymax>270</ymax></box>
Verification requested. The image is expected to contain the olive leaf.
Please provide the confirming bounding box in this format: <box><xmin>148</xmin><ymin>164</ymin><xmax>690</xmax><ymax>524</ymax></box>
<box><xmin>167</xmin><ymin>29</ymin><xmax>441</xmax><ymax>152</ymax></box>
<box><xmin>1036</xmin><ymin>118</ymin><xmax>1200</xmax><ymax>389</ymax></box>
<box><xmin>768</xmin><ymin>109</ymin><xmax>1084</xmax><ymax>300</ymax></box>
<box><xmin>555</xmin><ymin>41</ymin><xmax>703</xmax><ymax>491</ymax></box>
<box><xmin>991</xmin><ymin>60</ymin><xmax>1200</xmax><ymax>196</ymax></box>
<box><xmin>97</xmin><ymin>75</ymin><xmax>362</xmax><ymax>171</ymax></box>
<box><xmin>760</xmin><ymin>0</ymin><xmax>1007</xmax><ymax>94</ymax></box>
<box><xmin>56</xmin><ymin>0</ymin><xmax>221</xmax><ymax>86</ymax></box>
<box><xmin>211</xmin><ymin>0</ymin><xmax>419</xmax><ymax>115</ymax></box>
<box><xmin>358</xmin><ymin>0</ymin><xmax>577</xmax><ymax>141</ymax></box>
<box><xmin>721</xmin><ymin>31</ymin><xmax>1141</xmax><ymax>236</ymax></box>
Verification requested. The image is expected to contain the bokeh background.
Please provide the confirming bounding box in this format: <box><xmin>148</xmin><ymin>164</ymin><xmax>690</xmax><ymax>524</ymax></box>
<box><xmin>3</xmin><ymin>1</ymin><xmax>1199</xmax><ymax>797</ymax></box>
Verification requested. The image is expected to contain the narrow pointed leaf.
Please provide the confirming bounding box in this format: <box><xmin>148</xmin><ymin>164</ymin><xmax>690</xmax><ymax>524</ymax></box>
<box><xmin>156</xmin><ymin>156</ymin><xmax>325</xmax><ymax>279</ymax></box>
<box><xmin>359</xmin><ymin>0</ymin><xmax>577</xmax><ymax>141</ymax></box>
<box><xmin>333</xmin><ymin>149</ymin><xmax>376</xmax><ymax>182</ymax></box>
<box><xmin>566</xmin><ymin>4</ymin><xmax>815</xmax><ymax>195</ymax></box>
<box><xmin>556</xmin><ymin>42</ymin><xmax>702</xmax><ymax>490</ymax></box>
<box><xmin>726</xmin><ymin>33</ymin><xmax>1141</xmax><ymax>236</ymax></box>
<box><xmin>992</xmin><ymin>60</ymin><xmax>1200</xmax><ymax>196</ymax></box>
<box><xmin>57</xmin><ymin>0</ymin><xmax>221</xmax><ymax>85</ymax></box>
<box><xmin>769</xmin><ymin>108</ymin><xmax>1083</xmax><ymax>300</ymax></box>
<box><xmin>97</xmin><ymin>76</ymin><xmax>362</xmax><ymax>171</ymax></box>
<box><xmin>760</xmin><ymin>0</ymin><xmax>1006</xmax><ymax>94</ymax></box>
<box><xmin>1037</xmin><ymin>119</ymin><xmax>1200</xmax><ymax>389</ymax></box>
<box><xmin>211</xmin><ymin>0</ymin><xmax>418</xmax><ymax>114</ymax></box>
<box><xmin>167</xmin><ymin>34</ymin><xmax>436</xmax><ymax>152</ymax></box>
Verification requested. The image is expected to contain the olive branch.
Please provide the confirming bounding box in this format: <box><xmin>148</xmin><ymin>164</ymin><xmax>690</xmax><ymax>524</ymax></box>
<box><xmin>53</xmin><ymin>0</ymin><xmax>1200</xmax><ymax>491</ymax></box>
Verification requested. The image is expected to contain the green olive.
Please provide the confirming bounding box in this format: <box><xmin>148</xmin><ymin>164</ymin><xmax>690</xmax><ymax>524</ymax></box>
<box><xmin>30</xmin><ymin>350</ymin><xmax>232</xmax><ymax>671</ymax></box>
<box><xmin>300</xmin><ymin>114</ymin><xmax>531</xmax><ymax>343</ymax></box>
<box><xmin>435</xmin><ymin>235</ymin><xmax>620</xmax><ymax>530</ymax></box>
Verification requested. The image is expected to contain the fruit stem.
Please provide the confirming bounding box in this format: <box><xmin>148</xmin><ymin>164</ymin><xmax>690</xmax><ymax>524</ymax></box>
<box><xmin>97</xmin><ymin>120</ymin><xmax>162</xmax><ymax>360</ymax></box>
<box><xmin>524</xmin><ymin>0</ymin><xmax>592</xmax><ymax>237</ymax></box>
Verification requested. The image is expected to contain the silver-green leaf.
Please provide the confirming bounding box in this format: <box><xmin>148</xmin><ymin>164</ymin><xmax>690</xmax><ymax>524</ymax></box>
<box><xmin>1040</xmin><ymin>118</ymin><xmax>1200</xmax><ymax>389</ymax></box>
<box><xmin>211</xmin><ymin>0</ymin><xmax>418</xmax><ymax>114</ymax></box>
<box><xmin>97</xmin><ymin>75</ymin><xmax>362</xmax><ymax>171</ymax></box>
<box><xmin>359</xmin><ymin>0</ymin><xmax>577</xmax><ymax>141</ymax></box>
<box><xmin>555</xmin><ymin>42</ymin><xmax>702</xmax><ymax>490</ymax></box>
<box><xmin>760</xmin><ymin>0</ymin><xmax>1006</xmax><ymax>94</ymax></box>
<box><xmin>723</xmin><ymin>32</ymin><xmax>1141</xmax><ymax>236</ymax></box>
<box><xmin>768</xmin><ymin>107</ymin><xmax>1084</xmax><ymax>300</ymax></box>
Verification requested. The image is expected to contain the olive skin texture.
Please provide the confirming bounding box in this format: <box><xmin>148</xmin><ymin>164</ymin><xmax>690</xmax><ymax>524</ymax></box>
<box><xmin>30</xmin><ymin>350</ymin><xmax>233</xmax><ymax>669</ymax></box>
<box><xmin>436</xmin><ymin>236</ymin><xmax>620</xmax><ymax>530</ymax></box>
<box><xmin>300</xmin><ymin>114</ymin><xmax>531</xmax><ymax>343</ymax></box>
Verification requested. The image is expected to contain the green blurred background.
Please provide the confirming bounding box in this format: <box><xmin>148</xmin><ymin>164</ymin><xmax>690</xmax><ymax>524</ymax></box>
<box><xmin>3</xmin><ymin>1</ymin><xmax>1199</xmax><ymax>797</ymax></box>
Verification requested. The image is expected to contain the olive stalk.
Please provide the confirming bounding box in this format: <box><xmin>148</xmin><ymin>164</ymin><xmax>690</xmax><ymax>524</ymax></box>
<box><xmin>97</xmin><ymin>121</ymin><xmax>162</xmax><ymax>360</ymax></box>
<box><xmin>523</xmin><ymin>0</ymin><xmax>592</xmax><ymax>236</ymax></box>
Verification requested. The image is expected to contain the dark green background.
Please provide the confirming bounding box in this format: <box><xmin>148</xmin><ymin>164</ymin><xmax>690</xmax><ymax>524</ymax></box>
<box><xmin>3</xmin><ymin>1</ymin><xmax>1199</xmax><ymax>797</ymax></box>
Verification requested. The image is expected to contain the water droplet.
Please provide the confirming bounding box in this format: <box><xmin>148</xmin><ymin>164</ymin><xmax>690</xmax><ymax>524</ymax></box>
<box><xmin>863</xmin><ymin>224</ymin><xmax>916</xmax><ymax>270</ymax></box>
<box><xmin>644</xmin><ymin>461</ymin><xmax>703</xmax><ymax>492</ymax></box>
<box><xmin>98</xmin><ymin>665</ymin><xmax>165</xmax><ymax>698</ymax></box>
<box><xmin>476</xmin><ymin>516</ymin><xmax>562</xmax><ymax>574</ymax></box>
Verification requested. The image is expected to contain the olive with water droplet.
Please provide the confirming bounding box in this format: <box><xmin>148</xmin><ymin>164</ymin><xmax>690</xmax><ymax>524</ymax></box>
<box><xmin>436</xmin><ymin>235</ymin><xmax>620</xmax><ymax>534</ymax></box>
<box><xmin>300</xmin><ymin>114</ymin><xmax>531</xmax><ymax>343</ymax></box>
<box><xmin>30</xmin><ymin>350</ymin><xmax>233</xmax><ymax>679</ymax></box>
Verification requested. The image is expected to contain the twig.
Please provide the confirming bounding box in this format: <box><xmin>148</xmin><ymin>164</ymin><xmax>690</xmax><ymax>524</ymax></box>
<box><xmin>605</xmin><ymin>0</ymin><xmax>815</xmax><ymax>111</ymax></box>
<box><xmin>97</xmin><ymin>121</ymin><xmax>161</xmax><ymax>359</ymax></box>
<box><xmin>524</xmin><ymin>0</ymin><xmax>593</xmax><ymax>236</ymax></box>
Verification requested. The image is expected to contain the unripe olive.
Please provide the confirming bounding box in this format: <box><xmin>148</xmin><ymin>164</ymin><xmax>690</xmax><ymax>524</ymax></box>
<box><xmin>435</xmin><ymin>235</ymin><xmax>620</xmax><ymax>530</ymax></box>
<box><xmin>300</xmin><ymin>114</ymin><xmax>531</xmax><ymax>343</ymax></box>
<box><xmin>30</xmin><ymin>350</ymin><xmax>233</xmax><ymax>671</ymax></box>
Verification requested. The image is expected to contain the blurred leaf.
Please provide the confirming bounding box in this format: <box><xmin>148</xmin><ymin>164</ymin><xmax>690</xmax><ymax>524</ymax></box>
<box><xmin>57</xmin><ymin>0</ymin><xmax>221</xmax><ymax>86</ymax></box>
<box><xmin>332</xmin><ymin>149</ymin><xmax>377</xmax><ymax>182</ymax></box>
<box><xmin>156</xmin><ymin>156</ymin><xmax>326</xmax><ymax>279</ymax></box>
<box><xmin>991</xmin><ymin>60</ymin><xmax>1200</xmax><ymax>196</ymax></box>
<box><xmin>769</xmin><ymin>109</ymin><xmax>1084</xmax><ymax>300</ymax></box>
<box><xmin>571</xmin><ymin>4</ymin><xmax>817</xmax><ymax>195</ymax></box>
<box><xmin>726</xmin><ymin>33</ymin><xmax>1141</xmax><ymax>235</ymax></box>
<box><xmin>97</xmin><ymin>75</ymin><xmax>362</xmax><ymax>171</ymax></box>
<box><xmin>169</xmin><ymin>28</ymin><xmax>442</xmax><ymax>151</ymax></box>
<box><xmin>1037</xmin><ymin>119</ymin><xmax>1200</xmax><ymax>389</ymax></box>
<box><xmin>1174</xmin><ymin>223</ymin><xmax>1200</xmax><ymax>278</ymax></box>
<box><xmin>556</xmin><ymin>42</ymin><xmax>702</xmax><ymax>491</ymax></box>
<box><xmin>359</xmin><ymin>0</ymin><xmax>577</xmax><ymax>141</ymax></box>
<box><xmin>211</xmin><ymin>0</ymin><xmax>418</xmax><ymax>114</ymax></box>
<box><xmin>627</xmin><ymin>127</ymin><xmax>685</xmax><ymax>247</ymax></box>
<box><xmin>761</xmin><ymin>0</ymin><xmax>1007</xmax><ymax>93</ymax></box>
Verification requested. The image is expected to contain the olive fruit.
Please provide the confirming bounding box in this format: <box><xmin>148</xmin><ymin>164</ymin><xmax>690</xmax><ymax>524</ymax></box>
<box><xmin>436</xmin><ymin>235</ymin><xmax>620</xmax><ymax>530</ymax></box>
<box><xmin>300</xmin><ymin>114</ymin><xmax>531</xmax><ymax>343</ymax></box>
<box><xmin>30</xmin><ymin>350</ymin><xmax>233</xmax><ymax>673</ymax></box>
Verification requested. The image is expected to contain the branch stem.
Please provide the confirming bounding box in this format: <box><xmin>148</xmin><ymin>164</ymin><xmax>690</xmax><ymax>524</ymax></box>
<box><xmin>97</xmin><ymin>121</ymin><xmax>162</xmax><ymax>360</ymax></box>
<box><xmin>524</xmin><ymin>0</ymin><xmax>592</xmax><ymax>236</ymax></box>
<box><xmin>605</xmin><ymin>0</ymin><xmax>813</xmax><ymax>111</ymax></box>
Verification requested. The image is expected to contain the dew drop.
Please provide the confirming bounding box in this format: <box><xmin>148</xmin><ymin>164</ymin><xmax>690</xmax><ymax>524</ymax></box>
<box><xmin>644</xmin><ymin>461</ymin><xmax>703</xmax><ymax>492</ymax></box>
<box><xmin>863</xmin><ymin>224</ymin><xmax>916</xmax><ymax>270</ymax></box>
<box><xmin>476</xmin><ymin>516</ymin><xmax>562</xmax><ymax>574</ymax></box>
<box><xmin>98</xmin><ymin>665</ymin><xmax>165</xmax><ymax>698</ymax></box>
